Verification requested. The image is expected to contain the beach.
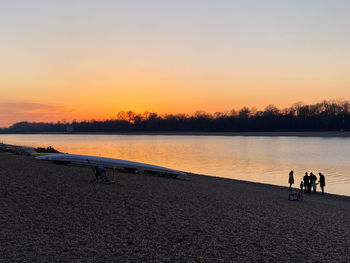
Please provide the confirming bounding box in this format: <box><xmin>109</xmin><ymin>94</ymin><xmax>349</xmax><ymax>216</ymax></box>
<box><xmin>1</xmin><ymin>150</ymin><xmax>350</xmax><ymax>262</ymax></box>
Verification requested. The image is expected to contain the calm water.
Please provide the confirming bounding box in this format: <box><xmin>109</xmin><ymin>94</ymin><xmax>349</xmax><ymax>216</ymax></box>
<box><xmin>1</xmin><ymin>134</ymin><xmax>350</xmax><ymax>196</ymax></box>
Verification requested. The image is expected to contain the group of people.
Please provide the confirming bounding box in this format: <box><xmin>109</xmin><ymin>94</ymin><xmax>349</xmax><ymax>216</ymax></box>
<box><xmin>288</xmin><ymin>170</ymin><xmax>326</xmax><ymax>195</ymax></box>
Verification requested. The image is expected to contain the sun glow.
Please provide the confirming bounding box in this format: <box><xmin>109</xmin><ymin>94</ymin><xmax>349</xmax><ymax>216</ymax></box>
<box><xmin>1</xmin><ymin>1</ymin><xmax>350</xmax><ymax>127</ymax></box>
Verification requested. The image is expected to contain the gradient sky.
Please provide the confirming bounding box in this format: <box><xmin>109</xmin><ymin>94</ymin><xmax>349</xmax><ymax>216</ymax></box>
<box><xmin>1</xmin><ymin>0</ymin><xmax>350</xmax><ymax>126</ymax></box>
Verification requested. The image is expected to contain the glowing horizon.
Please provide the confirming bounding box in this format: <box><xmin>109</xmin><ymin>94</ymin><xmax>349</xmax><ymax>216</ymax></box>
<box><xmin>1</xmin><ymin>0</ymin><xmax>350</xmax><ymax>127</ymax></box>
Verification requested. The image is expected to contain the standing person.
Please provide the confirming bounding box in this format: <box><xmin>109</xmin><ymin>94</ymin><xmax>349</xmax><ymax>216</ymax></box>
<box><xmin>303</xmin><ymin>172</ymin><xmax>309</xmax><ymax>193</ymax></box>
<box><xmin>300</xmin><ymin>181</ymin><xmax>304</xmax><ymax>191</ymax></box>
<box><xmin>310</xmin><ymin>172</ymin><xmax>317</xmax><ymax>184</ymax></box>
<box><xmin>288</xmin><ymin>170</ymin><xmax>294</xmax><ymax>191</ymax></box>
<box><xmin>319</xmin><ymin>173</ymin><xmax>326</xmax><ymax>195</ymax></box>
<box><xmin>310</xmin><ymin>172</ymin><xmax>317</xmax><ymax>193</ymax></box>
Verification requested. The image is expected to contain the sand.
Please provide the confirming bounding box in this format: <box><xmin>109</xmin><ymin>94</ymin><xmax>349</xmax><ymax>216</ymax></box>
<box><xmin>1</xmin><ymin>151</ymin><xmax>350</xmax><ymax>262</ymax></box>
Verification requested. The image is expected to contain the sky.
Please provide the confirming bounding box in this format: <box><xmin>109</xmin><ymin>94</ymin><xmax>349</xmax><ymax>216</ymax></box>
<box><xmin>1</xmin><ymin>0</ymin><xmax>350</xmax><ymax>126</ymax></box>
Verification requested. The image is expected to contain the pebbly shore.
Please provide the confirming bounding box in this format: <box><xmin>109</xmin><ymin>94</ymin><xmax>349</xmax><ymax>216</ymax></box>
<box><xmin>0</xmin><ymin>150</ymin><xmax>349</xmax><ymax>262</ymax></box>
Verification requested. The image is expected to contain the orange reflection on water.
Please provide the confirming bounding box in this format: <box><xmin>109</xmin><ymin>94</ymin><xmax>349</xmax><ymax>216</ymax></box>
<box><xmin>1</xmin><ymin>134</ymin><xmax>350</xmax><ymax>196</ymax></box>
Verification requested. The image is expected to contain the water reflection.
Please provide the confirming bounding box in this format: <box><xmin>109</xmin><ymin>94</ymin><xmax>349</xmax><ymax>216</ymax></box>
<box><xmin>1</xmin><ymin>134</ymin><xmax>350</xmax><ymax>196</ymax></box>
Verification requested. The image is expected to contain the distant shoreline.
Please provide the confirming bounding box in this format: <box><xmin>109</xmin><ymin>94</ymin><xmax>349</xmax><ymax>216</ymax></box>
<box><xmin>1</xmin><ymin>131</ymin><xmax>350</xmax><ymax>137</ymax></box>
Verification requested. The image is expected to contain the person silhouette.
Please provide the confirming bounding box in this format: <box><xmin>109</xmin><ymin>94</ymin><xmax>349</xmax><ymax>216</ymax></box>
<box><xmin>288</xmin><ymin>170</ymin><xmax>294</xmax><ymax>191</ymax></box>
<box><xmin>303</xmin><ymin>172</ymin><xmax>310</xmax><ymax>193</ymax></box>
<box><xmin>95</xmin><ymin>165</ymin><xmax>107</xmax><ymax>182</ymax></box>
<box><xmin>310</xmin><ymin>172</ymin><xmax>317</xmax><ymax>194</ymax></box>
<box><xmin>319</xmin><ymin>172</ymin><xmax>326</xmax><ymax>195</ymax></box>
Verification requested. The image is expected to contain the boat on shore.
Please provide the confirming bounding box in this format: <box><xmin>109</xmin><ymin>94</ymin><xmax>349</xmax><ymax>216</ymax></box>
<box><xmin>35</xmin><ymin>153</ymin><xmax>186</xmax><ymax>177</ymax></box>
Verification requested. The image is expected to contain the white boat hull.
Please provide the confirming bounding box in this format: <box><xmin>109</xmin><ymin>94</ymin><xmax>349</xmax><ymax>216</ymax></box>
<box><xmin>36</xmin><ymin>153</ymin><xmax>186</xmax><ymax>176</ymax></box>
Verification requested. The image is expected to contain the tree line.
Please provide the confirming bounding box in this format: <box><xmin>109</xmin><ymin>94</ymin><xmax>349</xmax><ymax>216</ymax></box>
<box><xmin>2</xmin><ymin>100</ymin><xmax>350</xmax><ymax>133</ymax></box>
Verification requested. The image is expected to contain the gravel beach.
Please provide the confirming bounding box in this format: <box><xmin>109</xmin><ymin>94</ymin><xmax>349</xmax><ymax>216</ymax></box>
<box><xmin>1</xmin><ymin>151</ymin><xmax>349</xmax><ymax>262</ymax></box>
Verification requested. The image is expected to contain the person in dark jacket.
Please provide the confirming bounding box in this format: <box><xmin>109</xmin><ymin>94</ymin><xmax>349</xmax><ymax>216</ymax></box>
<box><xmin>319</xmin><ymin>172</ymin><xmax>326</xmax><ymax>195</ymax></box>
<box><xmin>303</xmin><ymin>172</ymin><xmax>310</xmax><ymax>193</ymax></box>
<box><xmin>288</xmin><ymin>170</ymin><xmax>294</xmax><ymax>191</ymax></box>
<box><xmin>94</xmin><ymin>165</ymin><xmax>108</xmax><ymax>183</ymax></box>
<box><xmin>310</xmin><ymin>172</ymin><xmax>317</xmax><ymax>193</ymax></box>
<box><xmin>310</xmin><ymin>172</ymin><xmax>317</xmax><ymax>184</ymax></box>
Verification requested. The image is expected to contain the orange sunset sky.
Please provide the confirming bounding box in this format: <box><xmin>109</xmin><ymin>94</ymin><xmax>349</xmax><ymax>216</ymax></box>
<box><xmin>1</xmin><ymin>0</ymin><xmax>350</xmax><ymax>127</ymax></box>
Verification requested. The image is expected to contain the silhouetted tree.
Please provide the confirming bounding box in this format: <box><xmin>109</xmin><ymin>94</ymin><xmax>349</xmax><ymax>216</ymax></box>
<box><xmin>2</xmin><ymin>100</ymin><xmax>350</xmax><ymax>133</ymax></box>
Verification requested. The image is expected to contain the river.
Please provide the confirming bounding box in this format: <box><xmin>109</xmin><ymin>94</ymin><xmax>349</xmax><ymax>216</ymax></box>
<box><xmin>1</xmin><ymin>134</ymin><xmax>350</xmax><ymax>196</ymax></box>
